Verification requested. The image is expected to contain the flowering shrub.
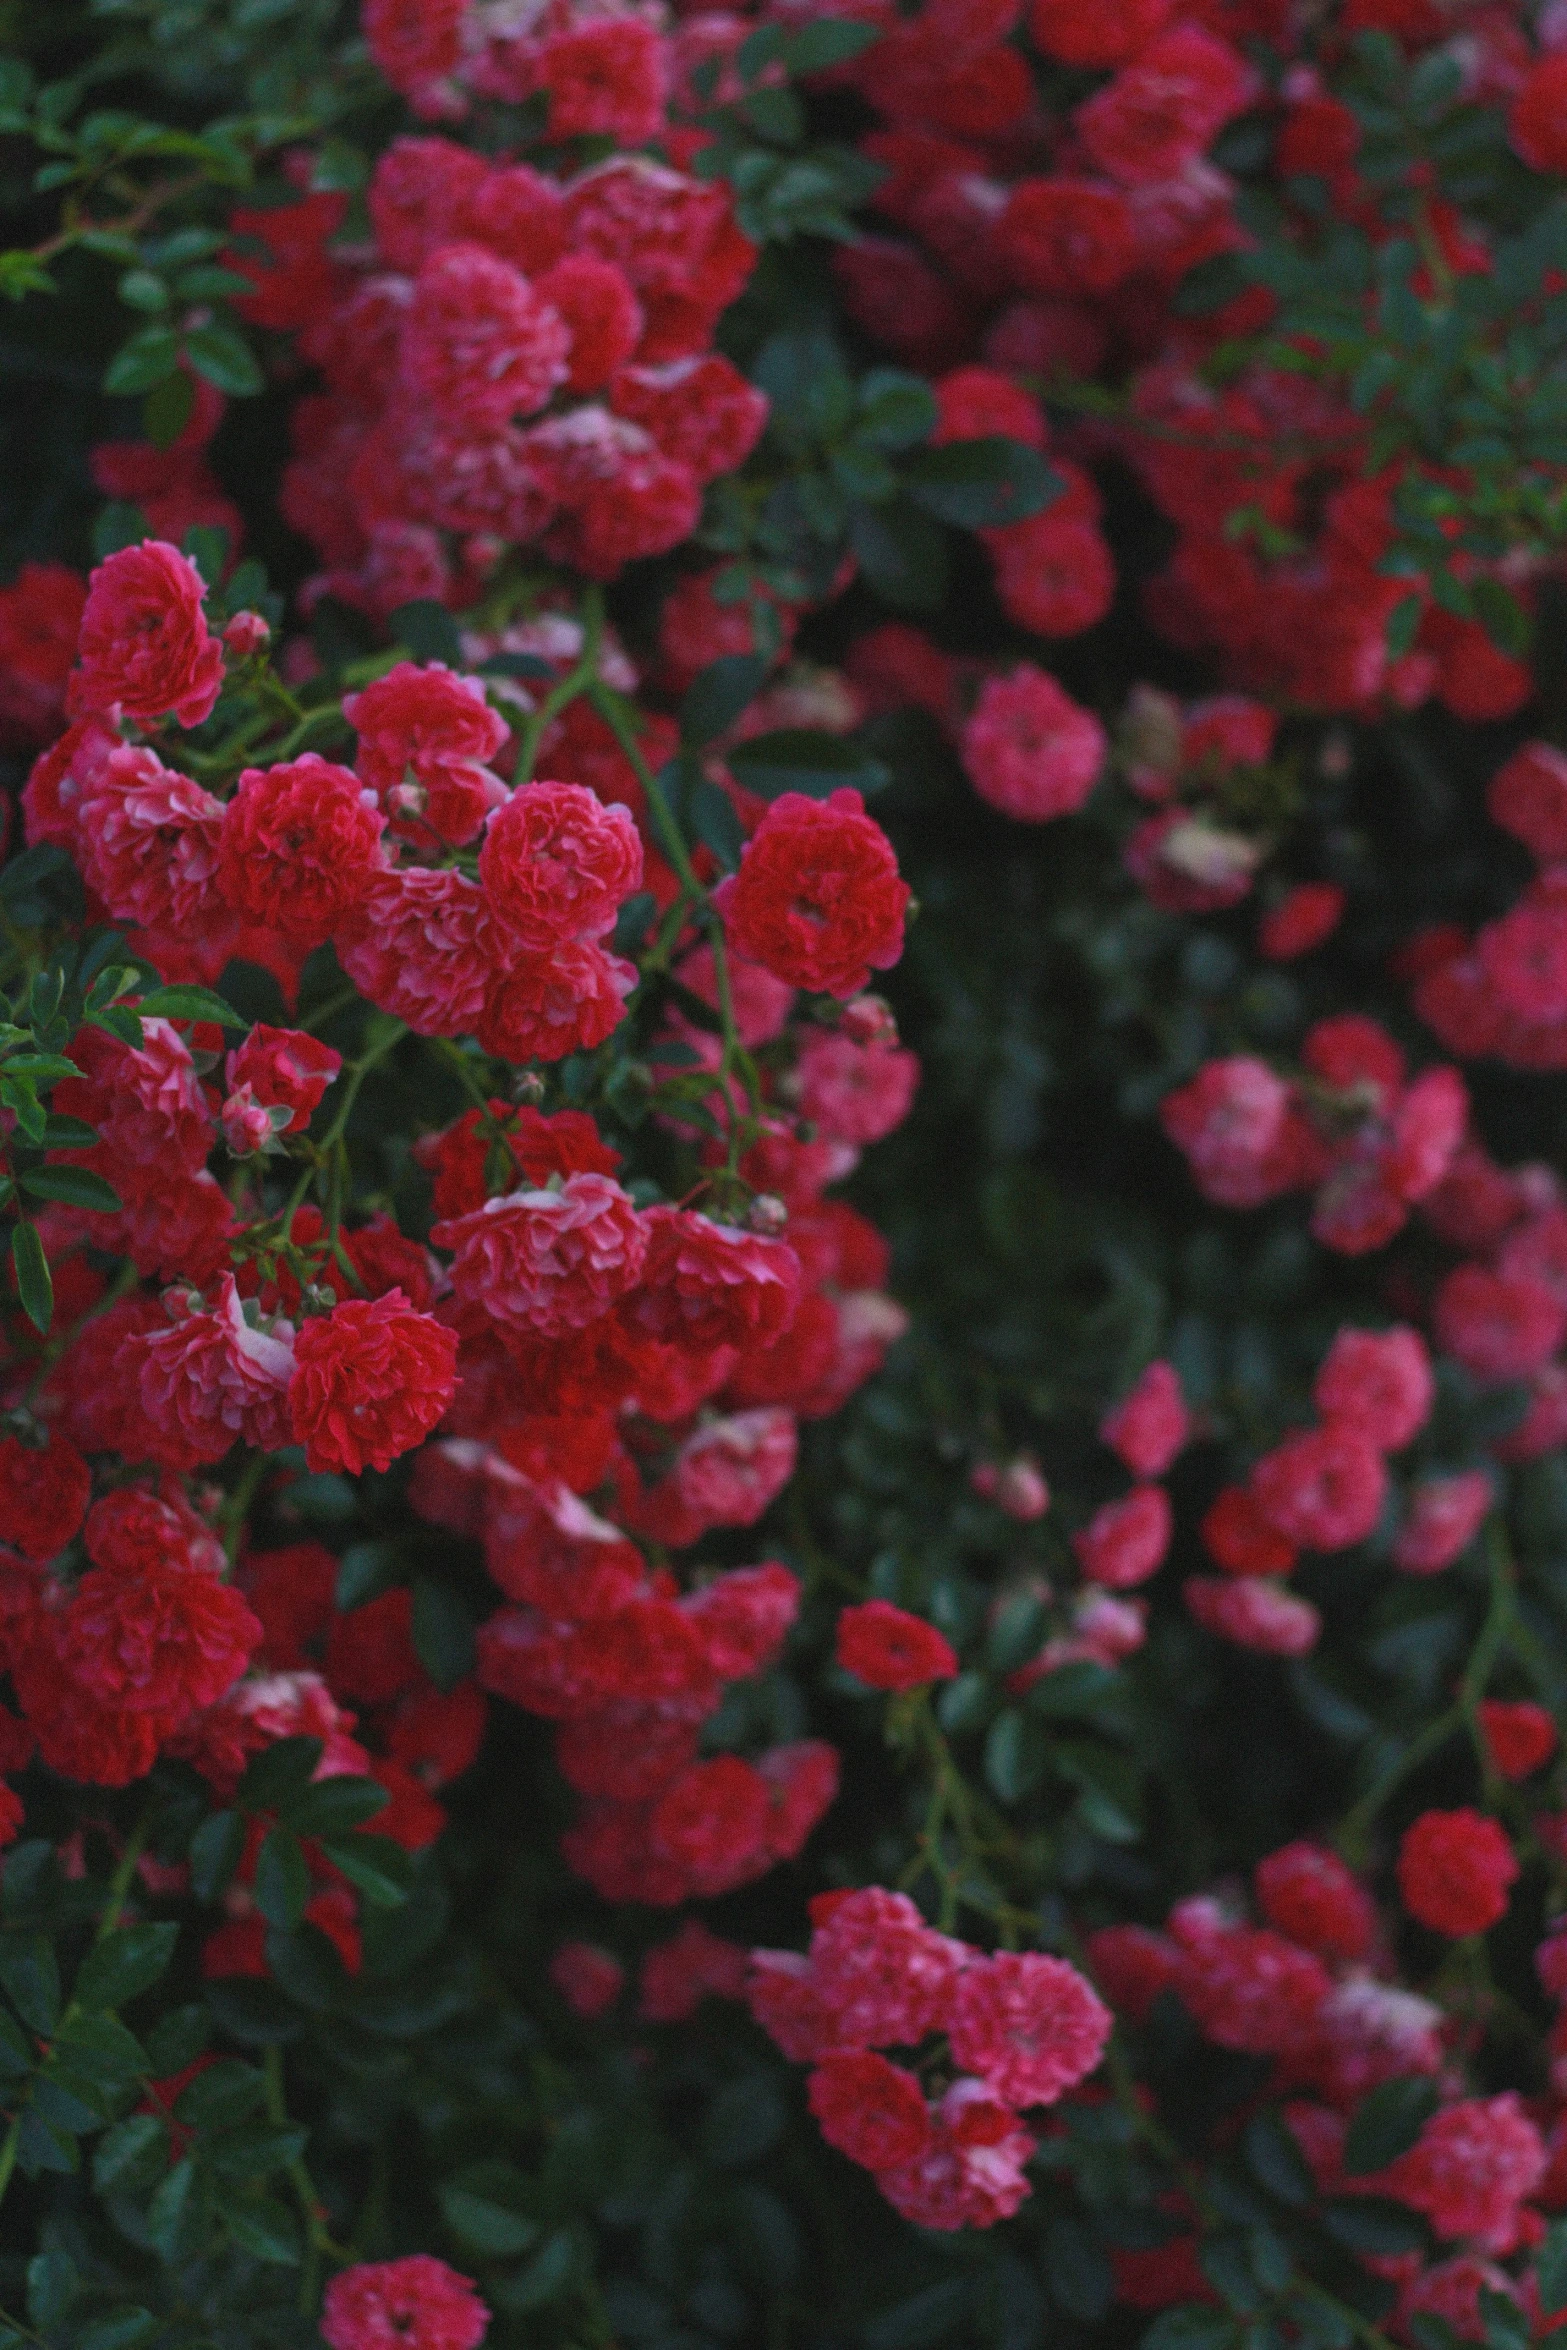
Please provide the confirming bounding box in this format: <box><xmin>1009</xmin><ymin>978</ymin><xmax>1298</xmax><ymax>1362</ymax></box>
<box><xmin>0</xmin><ymin>0</ymin><xmax>1563</xmax><ymax>2346</ymax></box>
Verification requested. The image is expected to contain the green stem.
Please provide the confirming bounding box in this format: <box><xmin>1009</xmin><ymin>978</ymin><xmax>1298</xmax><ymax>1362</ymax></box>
<box><xmin>268</xmin><ymin>704</ymin><xmax>352</xmax><ymax>762</ymax></box>
<box><xmin>588</xmin><ymin>681</ymin><xmax>702</xmax><ymax>897</ymax></box>
<box><xmin>314</xmin><ymin>1018</ymin><xmax>409</xmax><ymax>1158</ymax></box>
<box><xmin>264</xmin><ymin>2046</ymin><xmax>351</xmax><ymax>2310</ymax></box>
<box><xmin>0</xmin><ymin>1811</ymin><xmax>153</xmax><ymax>2214</ymax></box>
<box><xmin>513</xmin><ymin>591</ymin><xmax>605</xmax><ymax>786</ymax></box>
<box><xmin>1338</xmin><ymin>1706</ymin><xmax>1463</xmax><ymax>1864</ymax></box>
<box><xmin>220</xmin><ymin>1449</ymin><xmax>269</xmax><ymax>1567</ymax></box>
<box><xmin>299</xmin><ymin>985</ymin><xmax>361</xmax><ymax>1037</ymax></box>
<box><xmin>1340</xmin><ymin>1513</ymin><xmax>1516</xmax><ymax>1861</ymax></box>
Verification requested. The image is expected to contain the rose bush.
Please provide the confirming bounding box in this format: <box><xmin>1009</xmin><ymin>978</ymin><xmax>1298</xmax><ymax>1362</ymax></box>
<box><xmin>0</xmin><ymin>0</ymin><xmax>1562</xmax><ymax>2345</ymax></box>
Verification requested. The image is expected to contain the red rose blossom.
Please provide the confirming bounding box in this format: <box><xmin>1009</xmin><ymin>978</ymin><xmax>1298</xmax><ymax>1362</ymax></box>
<box><xmin>74</xmin><ymin>539</ymin><xmax>224</xmax><ymax>728</ymax></box>
<box><xmin>288</xmin><ymin>1291</ymin><xmax>459</xmax><ymax>1475</ymax></box>
<box><xmin>320</xmin><ymin>2257</ymin><xmax>489</xmax><ymax>2350</ymax></box>
<box><xmin>1397</xmin><ymin>1808</ymin><xmax>1518</xmax><ymax>1938</ymax></box>
<box><xmin>714</xmin><ymin>789</ymin><xmax>909</xmax><ymax>999</ymax></box>
<box><xmin>836</xmin><ymin>1599</ymin><xmax>958</xmax><ymax>1690</ymax></box>
<box><xmin>218</xmin><ymin>754</ymin><xmax>386</xmax><ymax>947</ymax></box>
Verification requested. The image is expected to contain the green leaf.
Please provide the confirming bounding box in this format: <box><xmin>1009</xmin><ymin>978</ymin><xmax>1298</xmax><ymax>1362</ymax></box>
<box><xmin>1</xmin><ymin>841</ymin><xmax>82</xmax><ymax>928</ymax></box>
<box><xmin>863</xmin><ymin>2278</ymin><xmax>973</xmax><ymax>2349</ymax></box>
<box><xmin>183</xmin><ymin>320</ymin><xmax>263</xmax><ymax>397</ymax></box>
<box><xmin>683</xmin><ymin>653</ymin><xmax>768</xmax><ymax>747</ymax></box>
<box><xmin>143</xmin><ymin>2004</ymin><xmax>207</xmax><ymax>2076</ymax></box>
<box><xmin>254</xmin><ymin>1830</ymin><xmax>310</xmax><ymax>1932</ymax></box>
<box><xmin>1469</xmin><ymin>574</ymin><xmax>1534</xmax><ymax>659</ymax></box>
<box><xmin>92</xmin><ymin>502</ymin><xmax>148</xmax><ymax>562</ymax></box>
<box><xmin>264</xmin><ymin>1922</ymin><xmax>343</xmax><ymax>2012</ymax></box>
<box><xmin>1024</xmin><ymin>1662</ymin><xmax>1125</xmax><ymax>1722</ymax></box>
<box><xmin>52</xmin><ymin>2006</ymin><xmax>146</xmax><ymax>2081</ymax></box>
<box><xmin>850</xmin><ymin>497</ymin><xmax>948</xmax><ymax>612</ymax></box>
<box><xmin>26</xmin><ymin>2251</ymin><xmax>77</xmax><ymax>2331</ymax></box>
<box><xmin>181</xmin><ymin>524</ymin><xmax>229</xmax><ymax>589</ymax></box>
<box><xmin>0</xmin><ymin>251</ymin><xmax>55</xmax><ymax>301</ymax></box>
<box><xmin>143</xmin><ymin>366</ymin><xmax>195</xmax><ymax>450</ymax></box>
<box><xmin>737</xmin><ymin>21</ymin><xmax>788</xmax><ymax>78</ymax></box>
<box><xmin>92</xmin><ymin>2112</ymin><xmax>168</xmax><ymax>2195</ymax></box>
<box><xmin>1385</xmin><ymin>593</ymin><xmax>1424</xmax><ymax>658</ymax></box>
<box><xmin>2</xmin><ymin>1841</ymin><xmax>53</xmax><ymax>1921</ymax></box>
<box><xmin>0</xmin><ymin>2006</ymin><xmax>32</xmax><ymax>2074</ymax></box>
<box><xmin>701</xmin><ymin>2072</ymin><xmax>787</xmax><ymax>2168</ymax></box>
<box><xmin>236</xmin><ymin>1735</ymin><xmax>324</xmax><ymax>1815</ymax></box>
<box><xmin>0</xmin><ymin>1933</ymin><xmax>58</xmax><ymax>2034</ymax></box>
<box><xmin>1202</xmin><ymin>2235</ymin><xmax>1265</xmax><ymax>2315</ymax></box>
<box><xmin>286</xmin><ymin>1775</ymin><xmax>388</xmax><ymax>1839</ymax></box>
<box><xmin>319</xmin><ymin>1834</ymin><xmax>412</xmax><ymax>1909</ymax></box>
<box><xmin>77</xmin><ymin>2311</ymin><xmax>159</xmax><ymax>2350</ymax></box>
<box><xmin>1293</xmin><ymin>2292</ymin><xmax>1354</xmax><ymax>2350</ymax></box>
<box><xmin>495</xmin><ymin>2228</ymin><xmax>578</xmax><ymax>2314</ymax></box>
<box><xmin>985</xmin><ymin>1592</ymin><xmax>1048</xmax><ymax>1673</ymax></box>
<box><xmin>1047</xmin><ymin>2217</ymin><xmax>1114</xmax><ymax>2321</ymax></box>
<box><xmin>611</xmin><ymin>890</ymin><xmax>656</xmax><ymax>952</ymax></box>
<box><xmin>689</xmin><ymin>776</ymin><xmax>746</xmax><ymax>871</ymax></box>
<box><xmin>726</xmin><ymin>728</ymin><xmax>888</xmax><ymax>801</ymax></box>
<box><xmin>1537</xmin><ymin>2218</ymin><xmax>1567</xmax><ymax>2315</ymax></box>
<box><xmin>984</xmin><ymin>1708</ymin><xmax>1047</xmax><ymax>1803</ymax></box>
<box><xmin>1478</xmin><ymin>2287</ymin><xmax>1530</xmax><ymax>2350</ymax></box>
<box><xmin>135</xmin><ymin>984</ymin><xmax>245</xmax><ymax>1028</ymax></box>
<box><xmin>103</xmin><ymin>326</ymin><xmax>180</xmax><ymax>395</ymax></box>
<box><xmin>412</xmin><ymin>1577</ymin><xmax>476</xmax><ymax>1691</ymax></box>
<box><xmin>189</xmin><ymin>1808</ymin><xmax>245</xmax><ymax>1903</ymax></box>
<box><xmin>439</xmin><ymin>2161</ymin><xmax>540</xmax><ymax>2258</ymax></box>
<box><xmin>205</xmin><ymin>2120</ymin><xmax>309</xmax><ymax>2181</ymax></box>
<box><xmin>117</xmin><ymin>268</ymin><xmax>169</xmax><ymax>313</ymax></box>
<box><xmin>935</xmin><ymin>1671</ymin><xmax>991</xmax><ymax>1734</ymax></box>
<box><xmin>287</xmin><ymin>1472</ymin><xmax>357</xmax><ymax>1525</ymax></box>
<box><xmin>223</xmin><ymin>2196</ymin><xmax>302</xmax><ymax>2265</ymax></box>
<box><xmin>855</xmin><ymin>370</ymin><xmax>937</xmax><ymax>452</ymax></box>
<box><xmin>784</xmin><ymin>16</ymin><xmax>880</xmax><ymax>72</ymax></box>
<box><xmin>903</xmin><ymin>437</ymin><xmax>1060</xmax><ymax>529</ymax></box>
<box><xmin>477</xmin><ymin>651</ymin><xmax>555</xmax><ymax>681</ymax></box>
<box><xmin>177</xmin><ymin>265</ymin><xmax>258</xmax><ymax>303</ymax></box>
<box><xmin>2</xmin><ymin>1053</ymin><xmax>81</xmax><ymax>1083</ymax></box>
<box><xmin>335</xmin><ymin>1541</ymin><xmax>396</xmax><ymax>1611</ymax></box>
<box><xmin>0</xmin><ymin>1084</ymin><xmax>40</xmax><ymax>1146</ymax></box>
<box><xmin>391</xmin><ymin>599</ymin><xmax>463</xmax><ymax>667</ymax></box>
<box><xmin>175</xmin><ymin>2057</ymin><xmax>267</xmax><ymax>2132</ymax></box>
<box><xmin>1244</xmin><ymin>2111</ymin><xmax>1315</xmax><ymax>2207</ymax></box>
<box><xmin>1143</xmin><ymin>2308</ymin><xmax>1239</xmax><ymax>2350</ymax></box>
<box><xmin>1320</xmin><ymin>2196</ymin><xmax>1428</xmax><ymax>2256</ymax></box>
<box><xmin>15</xmin><ymin>2107</ymin><xmax>78</xmax><ymax>2177</ymax></box>
<box><xmin>1174</xmin><ymin>252</ymin><xmax>1252</xmax><ymax>317</ymax></box>
<box><xmin>18</xmin><ymin>1166</ymin><xmax>120</xmax><ymax>1211</ymax></box>
<box><xmin>1054</xmin><ymin>1739</ymin><xmax>1143</xmax><ymax>1841</ymax></box>
<box><xmin>74</xmin><ymin>1923</ymin><xmax>178</xmax><ymax>2013</ymax></box>
<box><xmin>1342</xmin><ymin>2076</ymin><xmax>1440</xmax><ymax>2176</ymax></box>
<box><xmin>145</xmin><ymin>2155</ymin><xmax>197</xmax><ymax>2260</ymax></box>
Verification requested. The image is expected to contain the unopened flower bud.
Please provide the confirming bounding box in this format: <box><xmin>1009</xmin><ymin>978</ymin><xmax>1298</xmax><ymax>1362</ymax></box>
<box><xmin>223</xmin><ymin>610</ymin><xmax>270</xmax><ymax>659</ymax></box>
<box><xmin>841</xmin><ymin>993</ymin><xmax>898</xmax><ymax>1048</ymax></box>
<box><xmin>1318</xmin><ymin>728</ymin><xmax>1352</xmax><ymax>780</ymax></box>
<box><xmin>747</xmin><ymin>1193</ymin><xmax>789</xmax><ymax>1235</ymax></box>
<box><xmin>221</xmin><ymin>1085</ymin><xmax>275</xmax><ymax>1156</ymax></box>
<box><xmin>1157</xmin><ymin>819</ymin><xmax>1263</xmax><ymax>890</ymax></box>
<box><xmin>1120</xmin><ymin>684</ymin><xmax>1183</xmax><ymax>797</ymax></box>
<box><xmin>971</xmin><ymin>1455</ymin><xmax>1050</xmax><ymax>1521</ymax></box>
